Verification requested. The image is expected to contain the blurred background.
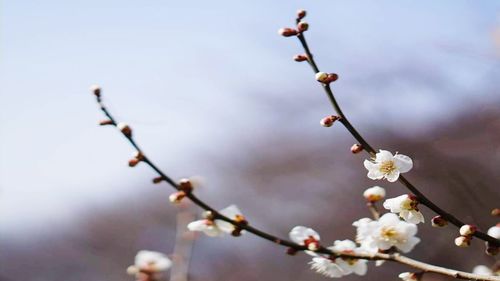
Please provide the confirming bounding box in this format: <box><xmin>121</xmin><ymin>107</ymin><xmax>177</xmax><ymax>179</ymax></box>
<box><xmin>1</xmin><ymin>0</ymin><xmax>499</xmax><ymax>280</ymax></box>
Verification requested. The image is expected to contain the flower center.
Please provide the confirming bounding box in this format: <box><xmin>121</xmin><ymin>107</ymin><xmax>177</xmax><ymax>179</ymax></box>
<box><xmin>379</xmin><ymin>160</ymin><xmax>396</xmax><ymax>174</ymax></box>
<box><xmin>341</xmin><ymin>250</ymin><xmax>358</xmax><ymax>265</ymax></box>
<box><xmin>380</xmin><ymin>226</ymin><xmax>399</xmax><ymax>241</ymax></box>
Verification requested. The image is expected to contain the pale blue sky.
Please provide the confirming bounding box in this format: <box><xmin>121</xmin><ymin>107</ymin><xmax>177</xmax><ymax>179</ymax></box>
<box><xmin>1</xmin><ymin>1</ymin><xmax>499</xmax><ymax>236</ymax></box>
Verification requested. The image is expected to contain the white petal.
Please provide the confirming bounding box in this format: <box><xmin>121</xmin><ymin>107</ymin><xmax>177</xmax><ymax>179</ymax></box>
<box><xmin>352</xmin><ymin>261</ymin><xmax>368</xmax><ymax>276</ymax></box>
<box><xmin>219</xmin><ymin>204</ymin><xmax>242</xmax><ymax>218</ymax></box>
<box><xmin>397</xmin><ymin>236</ymin><xmax>420</xmax><ymax>253</ymax></box>
<box><xmin>379</xmin><ymin>213</ymin><xmax>400</xmax><ymax>225</ymax></box>
<box><xmin>394</xmin><ymin>154</ymin><xmax>413</xmax><ymax>173</ymax></box>
<box><xmin>376</xmin><ymin>150</ymin><xmax>394</xmax><ymax>162</ymax></box>
<box><xmin>385</xmin><ymin>170</ymin><xmax>400</xmax><ymax>182</ymax></box>
<box><xmin>203</xmin><ymin>226</ymin><xmax>223</xmax><ymax>237</ymax></box>
<box><xmin>473</xmin><ymin>265</ymin><xmax>493</xmax><ymax>276</ymax></box>
<box><xmin>331</xmin><ymin>239</ymin><xmax>357</xmax><ymax>253</ymax></box>
<box><xmin>187</xmin><ymin>220</ymin><xmax>209</xmax><ymax>232</ymax></box>
<box><xmin>215</xmin><ymin>220</ymin><xmax>234</xmax><ymax>234</ymax></box>
<box><xmin>135</xmin><ymin>251</ymin><xmax>172</xmax><ymax>272</ymax></box>
<box><xmin>487</xmin><ymin>226</ymin><xmax>500</xmax><ymax>239</ymax></box>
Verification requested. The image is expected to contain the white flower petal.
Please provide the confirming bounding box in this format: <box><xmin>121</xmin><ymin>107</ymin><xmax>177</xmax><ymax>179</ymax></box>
<box><xmin>394</xmin><ymin>154</ymin><xmax>413</xmax><ymax>173</ymax></box>
<box><xmin>289</xmin><ymin>226</ymin><xmax>320</xmax><ymax>244</ymax></box>
<box><xmin>487</xmin><ymin>225</ymin><xmax>500</xmax><ymax>239</ymax></box>
<box><xmin>135</xmin><ymin>250</ymin><xmax>172</xmax><ymax>272</ymax></box>
<box><xmin>385</xmin><ymin>170</ymin><xmax>400</xmax><ymax>182</ymax></box>
<box><xmin>187</xmin><ymin>220</ymin><xmax>209</xmax><ymax>232</ymax></box>
<box><xmin>219</xmin><ymin>204</ymin><xmax>242</xmax><ymax>219</ymax></box>
<box><xmin>376</xmin><ymin>150</ymin><xmax>394</xmax><ymax>162</ymax></box>
<box><xmin>473</xmin><ymin>265</ymin><xmax>493</xmax><ymax>276</ymax></box>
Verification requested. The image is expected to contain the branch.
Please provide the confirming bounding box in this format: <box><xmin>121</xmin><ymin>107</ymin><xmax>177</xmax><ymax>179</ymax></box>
<box><xmin>92</xmin><ymin>90</ymin><xmax>499</xmax><ymax>281</ymax></box>
<box><xmin>293</xmin><ymin>19</ymin><xmax>500</xmax><ymax>248</ymax></box>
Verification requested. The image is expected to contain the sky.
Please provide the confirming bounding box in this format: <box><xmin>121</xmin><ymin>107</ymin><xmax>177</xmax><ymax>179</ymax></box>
<box><xmin>0</xmin><ymin>1</ymin><xmax>499</xmax><ymax>236</ymax></box>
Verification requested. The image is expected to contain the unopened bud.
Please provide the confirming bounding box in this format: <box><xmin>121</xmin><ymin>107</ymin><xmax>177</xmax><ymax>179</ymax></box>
<box><xmin>126</xmin><ymin>265</ymin><xmax>139</xmax><ymax>275</ymax></box>
<box><xmin>431</xmin><ymin>216</ymin><xmax>448</xmax><ymax>227</ymax></box>
<box><xmin>485</xmin><ymin>241</ymin><xmax>499</xmax><ymax>256</ymax></box>
<box><xmin>278</xmin><ymin>27</ymin><xmax>298</xmax><ymax>37</ymax></box>
<box><xmin>293</xmin><ymin>54</ymin><xmax>308</xmax><ymax>62</ymax></box>
<box><xmin>459</xmin><ymin>224</ymin><xmax>477</xmax><ymax>236</ymax></box>
<box><xmin>178</xmin><ymin>178</ymin><xmax>193</xmax><ymax>193</ymax></box>
<box><xmin>286</xmin><ymin>247</ymin><xmax>298</xmax><ymax>255</ymax></box>
<box><xmin>90</xmin><ymin>85</ymin><xmax>101</xmax><ymax>97</ymax></box>
<box><xmin>117</xmin><ymin>122</ymin><xmax>132</xmax><ymax>137</ymax></box>
<box><xmin>363</xmin><ymin>186</ymin><xmax>386</xmax><ymax>202</ymax></box>
<box><xmin>234</xmin><ymin>214</ymin><xmax>248</xmax><ymax>225</ymax></box>
<box><xmin>203</xmin><ymin>211</ymin><xmax>215</xmax><ymax>220</ymax></box>
<box><xmin>169</xmin><ymin>191</ymin><xmax>186</xmax><ymax>204</ymax></box>
<box><xmin>315</xmin><ymin>72</ymin><xmax>338</xmax><ymax>84</ymax></box>
<box><xmin>320</xmin><ymin>115</ymin><xmax>340</xmax><ymax>127</ymax></box>
<box><xmin>152</xmin><ymin>176</ymin><xmax>164</xmax><ymax>184</ymax></box>
<box><xmin>297</xmin><ymin>9</ymin><xmax>306</xmax><ymax>20</ymax></box>
<box><xmin>231</xmin><ymin>228</ymin><xmax>243</xmax><ymax>237</ymax></box>
<box><xmin>398</xmin><ymin>272</ymin><xmax>419</xmax><ymax>281</ymax></box>
<box><xmin>454</xmin><ymin>236</ymin><xmax>471</xmax><ymax>247</ymax></box>
<box><xmin>128</xmin><ymin>158</ymin><xmax>140</xmax><ymax>167</ymax></box>
<box><xmin>99</xmin><ymin>120</ymin><xmax>113</xmax><ymax>126</ymax></box>
<box><xmin>351</xmin><ymin>144</ymin><xmax>363</xmax><ymax>154</ymax></box>
<box><xmin>492</xmin><ymin>208</ymin><xmax>500</xmax><ymax>217</ymax></box>
<box><xmin>297</xmin><ymin>21</ymin><xmax>309</xmax><ymax>32</ymax></box>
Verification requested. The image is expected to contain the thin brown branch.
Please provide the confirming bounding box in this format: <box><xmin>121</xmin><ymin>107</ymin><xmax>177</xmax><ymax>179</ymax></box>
<box><xmin>293</xmin><ymin>23</ymin><xmax>500</xmax><ymax>248</ymax></box>
<box><xmin>93</xmin><ymin>92</ymin><xmax>499</xmax><ymax>281</ymax></box>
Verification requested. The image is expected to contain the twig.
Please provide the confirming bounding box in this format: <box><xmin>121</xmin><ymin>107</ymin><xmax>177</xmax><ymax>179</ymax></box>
<box><xmin>93</xmin><ymin>93</ymin><xmax>499</xmax><ymax>281</ymax></box>
<box><xmin>294</xmin><ymin>22</ymin><xmax>500</xmax><ymax>248</ymax></box>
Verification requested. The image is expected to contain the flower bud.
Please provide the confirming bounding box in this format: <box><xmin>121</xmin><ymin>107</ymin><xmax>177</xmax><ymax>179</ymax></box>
<box><xmin>286</xmin><ymin>247</ymin><xmax>298</xmax><ymax>255</ymax></box>
<box><xmin>398</xmin><ymin>272</ymin><xmax>419</xmax><ymax>281</ymax></box>
<box><xmin>431</xmin><ymin>216</ymin><xmax>448</xmax><ymax>227</ymax></box>
<box><xmin>278</xmin><ymin>27</ymin><xmax>298</xmax><ymax>37</ymax></box>
<box><xmin>128</xmin><ymin>158</ymin><xmax>140</xmax><ymax>167</ymax></box>
<box><xmin>293</xmin><ymin>54</ymin><xmax>308</xmax><ymax>62</ymax></box>
<box><xmin>152</xmin><ymin>176</ymin><xmax>164</xmax><ymax>184</ymax></box>
<box><xmin>99</xmin><ymin>120</ymin><xmax>113</xmax><ymax>126</ymax></box>
<box><xmin>90</xmin><ymin>85</ymin><xmax>101</xmax><ymax>97</ymax></box>
<box><xmin>454</xmin><ymin>236</ymin><xmax>471</xmax><ymax>247</ymax></box>
<box><xmin>297</xmin><ymin>21</ymin><xmax>309</xmax><ymax>32</ymax></box>
<box><xmin>203</xmin><ymin>211</ymin><xmax>215</xmax><ymax>220</ymax></box>
<box><xmin>459</xmin><ymin>224</ymin><xmax>477</xmax><ymax>236</ymax></box>
<box><xmin>487</xmin><ymin>225</ymin><xmax>500</xmax><ymax>239</ymax></box>
<box><xmin>126</xmin><ymin>265</ymin><xmax>139</xmax><ymax>275</ymax></box>
<box><xmin>117</xmin><ymin>122</ymin><xmax>132</xmax><ymax>137</ymax></box>
<box><xmin>297</xmin><ymin>9</ymin><xmax>306</xmax><ymax>20</ymax></box>
<box><xmin>315</xmin><ymin>72</ymin><xmax>329</xmax><ymax>83</ymax></box>
<box><xmin>492</xmin><ymin>208</ymin><xmax>500</xmax><ymax>217</ymax></box>
<box><xmin>351</xmin><ymin>144</ymin><xmax>363</xmax><ymax>154</ymax></box>
<box><xmin>169</xmin><ymin>191</ymin><xmax>186</xmax><ymax>204</ymax></box>
<box><xmin>178</xmin><ymin>178</ymin><xmax>193</xmax><ymax>193</ymax></box>
<box><xmin>315</xmin><ymin>72</ymin><xmax>338</xmax><ymax>84</ymax></box>
<box><xmin>363</xmin><ymin>186</ymin><xmax>386</xmax><ymax>202</ymax></box>
<box><xmin>231</xmin><ymin>228</ymin><xmax>243</xmax><ymax>237</ymax></box>
<box><xmin>320</xmin><ymin>115</ymin><xmax>339</xmax><ymax>127</ymax></box>
<box><xmin>304</xmin><ymin>237</ymin><xmax>320</xmax><ymax>251</ymax></box>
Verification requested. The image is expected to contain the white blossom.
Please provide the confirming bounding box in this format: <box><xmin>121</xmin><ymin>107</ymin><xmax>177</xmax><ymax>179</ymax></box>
<box><xmin>132</xmin><ymin>250</ymin><xmax>172</xmax><ymax>273</ymax></box>
<box><xmin>187</xmin><ymin>205</ymin><xmax>244</xmax><ymax>237</ymax></box>
<box><xmin>353</xmin><ymin>213</ymin><xmax>420</xmax><ymax>253</ymax></box>
<box><xmin>329</xmin><ymin>240</ymin><xmax>368</xmax><ymax>276</ymax></box>
<box><xmin>363</xmin><ymin>186</ymin><xmax>386</xmax><ymax>202</ymax></box>
<box><xmin>487</xmin><ymin>225</ymin><xmax>500</xmax><ymax>239</ymax></box>
<box><xmin>364</xmin><ymin>150</ymin><xmax>413</xmax><ymax>182</ymax></box>
<box><xmin>383</xmin><ymin>195</ymin><xmax>424</xmax><ymax>224</ymax></box>
<box><xmin>309</xmin><ymin>256</ymin><xmax>344</xmax><ymax>278</ymax></box>
<box><xmin>289</xmin><ymin>226</ymin><xmax>320</xmax><ymax>251</ymax></box>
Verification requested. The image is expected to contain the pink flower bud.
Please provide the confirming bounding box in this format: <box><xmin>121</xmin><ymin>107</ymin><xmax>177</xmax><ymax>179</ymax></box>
<box><xmin>431</xmin><ymin>216</ymin><xmax>448</xmax><ymax>227</ymax></box>
<box><xmin>152</xmin><ymin>176</ymin><xmax>164</xmax><ymax>184</ymax></box>
<box><xmin>315</xmin><ymin>72</ymin><xmax>338</xmax><ymax>84</ymax></box>
<box><xmin>278</xmin><ymin>28</ymin><xmax>298</xmax><ymax>37</ymax></box>
<box><xmin>297</xmin><ymin>21</ymin><xmax>309</xmax><ymax>32</ymax></box>
<box><xmin>293</xmin><ymin>54</ymin><xmax>308</xmax><ymax>62</ymax></box>
<box><xmin>90</xmin><ymin>85</ymin><xmax>101</xmax><ymax>97</ymax></box>
<box><xmin>320</xmin><ymin>115</ymin><xmax>340</xmax><ymax>127</ymax></box>
<box><xmin>351</xmin><ymin>144</ymin><xmax>363</xmax><ymax>154</ymax></box>
<box><xmin>117</xmin><ymin>122</ymin><xmax>132</xmax><ymax>137</ymax></box>
<box><xmin>297</xmin><ymin>9</ymin><xmax>306</xmax><ymax>20</ymax></box>
<box><xmin>99</xmin><ymin>120</ymin><xmax>113</xmax><ymax>126</ymax></box>
<box><xmin>169</xmin><ymin>191</ymin><xmax>186</xmax><ymax>204</ymax></box>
